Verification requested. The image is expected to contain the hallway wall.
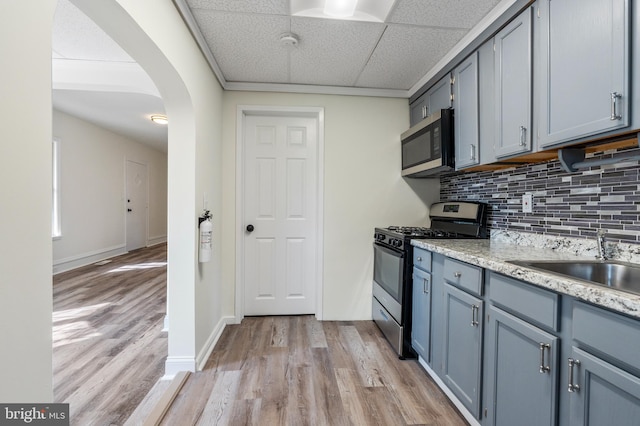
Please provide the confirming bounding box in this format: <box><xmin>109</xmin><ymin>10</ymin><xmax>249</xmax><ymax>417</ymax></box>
<box><xmin>52</xmin><ymin>109</ymin><xmax>168</xmax><ymax>273</ymax></box>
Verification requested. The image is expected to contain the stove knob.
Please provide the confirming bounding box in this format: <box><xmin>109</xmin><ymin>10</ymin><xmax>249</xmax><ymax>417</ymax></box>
<box><xmin>376</xmin><ymin>233</ymin><xmax>386</xmax><ymax>241</ymax></box>
<box><xmin>392</xmin><ymin>239</ymin><xmax>402</xmax><ymax>247</ymax></box>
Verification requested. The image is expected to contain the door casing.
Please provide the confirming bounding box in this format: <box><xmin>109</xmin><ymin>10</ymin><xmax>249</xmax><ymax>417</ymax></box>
<box><xmin>235</xmin><ymin>105</ymin><xmax>325</xmax><ymax>322</ymax></box>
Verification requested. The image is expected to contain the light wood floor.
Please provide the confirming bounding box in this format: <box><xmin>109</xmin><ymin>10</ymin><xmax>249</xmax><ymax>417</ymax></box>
<box><xmin>159</xmin><ymin>316</ymin><xmax>467</xmax><ymax>426</ymax></box>
<box><xmin>53</xmin><ymin>244</ymin><xmax>168</xmax><ymax>425</ymax></box>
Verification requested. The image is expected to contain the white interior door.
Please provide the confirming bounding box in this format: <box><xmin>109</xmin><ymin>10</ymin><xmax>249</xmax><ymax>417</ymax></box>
<box><xmin>126</xmin><ymin>160</ymin><xmax>148</xmax><ymax>251</ymax></box>
<box><xmin>243</xmin><ymin>114</ymin><xmax>319</xmax><ymax>316</ymax></box>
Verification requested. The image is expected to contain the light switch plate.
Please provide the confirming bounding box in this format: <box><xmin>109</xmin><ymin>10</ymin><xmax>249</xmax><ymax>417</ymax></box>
<box><xmin>522</xmin><ymin>193</ymin><xmax>533</xmax><ymax>213</ymax></box>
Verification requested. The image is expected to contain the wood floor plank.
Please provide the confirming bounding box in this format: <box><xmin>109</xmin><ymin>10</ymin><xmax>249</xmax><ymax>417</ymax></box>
<box><xmin>53</xmin><ymin>244</ymin><xmax>168</xmax><ymax>426</ymax></box>
<box><xmin>155</xmin><ymin>315</ymin><xmax>467</xmax><ymax>426</ymax></box>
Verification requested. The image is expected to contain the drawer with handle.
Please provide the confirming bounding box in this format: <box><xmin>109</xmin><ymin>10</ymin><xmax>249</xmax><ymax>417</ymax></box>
<box><xmin>443</xmin><ymin>256</ymin><xmax>483</xmax><ymax>296</ymax></box>
<box><xmin>413</xmin><ymin>247</ymin><xmax>432</xmax><ymax>272</ymax></box>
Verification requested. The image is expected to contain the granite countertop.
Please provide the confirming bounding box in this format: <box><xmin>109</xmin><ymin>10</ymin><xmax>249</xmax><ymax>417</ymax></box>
<box><xmin>411</xmin><ymin>237</ymin><xmax>640</xmax><ymax>319</ymax></box>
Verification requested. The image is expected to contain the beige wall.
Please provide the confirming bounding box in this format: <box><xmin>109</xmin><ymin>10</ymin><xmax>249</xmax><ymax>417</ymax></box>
<box><xmin>222</xmin><ymin>92</ymin><xmax>440</xmax><ymax>320</ymax></box>
<box><xmin>0</xmin><ymin>0</ymin><xmax>56</xmax><ymax>402</ymax></box>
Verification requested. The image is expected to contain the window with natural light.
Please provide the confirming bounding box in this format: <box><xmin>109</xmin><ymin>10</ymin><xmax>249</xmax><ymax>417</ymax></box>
<box><xmin>52</xmin><ymin>138</ymin><xmax>61</xmax><ymax>238</ymax></box>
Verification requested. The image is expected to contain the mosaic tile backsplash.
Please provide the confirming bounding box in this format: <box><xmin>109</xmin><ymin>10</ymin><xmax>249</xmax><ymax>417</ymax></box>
<box><xmin>440</xmin><ymin>148</ymin><xmax>640</xmax><ymax>244</ymax></box>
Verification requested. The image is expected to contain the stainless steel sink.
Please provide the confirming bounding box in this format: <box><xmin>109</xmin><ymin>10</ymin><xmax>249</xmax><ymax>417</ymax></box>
<box><xmin>508</xmin><ymin>260</ymin><xmax>640</xmax><ymax>296</ymax></box>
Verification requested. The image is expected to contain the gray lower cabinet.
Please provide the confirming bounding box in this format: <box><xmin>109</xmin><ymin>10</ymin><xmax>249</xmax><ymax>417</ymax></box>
<box><xmin>442</xmin><ymin>283</ymin><xmax>483</xmax><ymax>419</ymax></box>
<box><xmin>567</xmin><ymin>347</ymin><xmax>640</xmax><ymax>425</ymax></box>
<box><xmin>411</xmin><ymin>266</ymin><xmax>431</xmax><ymax>361</ymax></box>
<box><xmin>536</xmin><ymin>0</ymin><xmax>630</xmax><ymax>148</ymax></box>
<box><xmin>494</xmin><ymin>5</ymin><xmax>532</xmax><ymax>158</ymax></box>
<box><xmin>484</xmin><ymin>306</ymin><xmax>559</xmax><ymax>426</ymax></box>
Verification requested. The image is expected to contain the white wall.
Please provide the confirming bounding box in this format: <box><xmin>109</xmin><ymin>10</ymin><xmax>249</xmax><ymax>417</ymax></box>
<box><xmin>52</xmin><ymin>109</ymin><xmax>167</xmax><ymax>273</ymax></box>
<box><xmin>72</xmin><ymin>0</ymin><xmax>226</xmax><ymax>374</ymax></box>
<box><xmin>0</xmin><ymin>0</ymin><xmax>56</xmax><ymax>402</ymax></box>
<box><xmin>222</xmin><ymin>92</ymin><xmax>440</xmax><ymax>320</ymax></box>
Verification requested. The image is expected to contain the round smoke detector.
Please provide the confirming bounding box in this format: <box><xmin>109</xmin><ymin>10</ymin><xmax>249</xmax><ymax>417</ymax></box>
<box><xmin>280</xmin><ymin>33</ymin><xmax>299</xmax><ymax>48</ymax></box>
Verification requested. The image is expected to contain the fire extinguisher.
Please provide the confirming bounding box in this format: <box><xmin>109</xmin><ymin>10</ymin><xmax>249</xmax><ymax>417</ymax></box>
<box><xmin>198</xmin><ymin>209</ymin><xmax>212</xmax><ymax>263</ymax></box>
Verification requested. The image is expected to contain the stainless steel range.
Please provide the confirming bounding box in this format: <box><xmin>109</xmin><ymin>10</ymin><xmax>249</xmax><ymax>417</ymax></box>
<box><xmin>372</xmin><ymin>201</ymin><xmax>488</xmax><ymax>358</ymax></box>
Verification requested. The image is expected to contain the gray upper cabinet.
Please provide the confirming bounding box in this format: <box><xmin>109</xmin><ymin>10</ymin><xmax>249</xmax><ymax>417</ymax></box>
<box><xmin>494</xmin><ymin>6</ymin><xmax>533</xmax><ymax>158</ymax></box>
<box><xmin>410</xmin><ymin>74</ymin><xmax>452</xmax><ymax>127</ymax></box>
<box><xmin>536</xmin><ymin>0</ymin><xmax>630</xmax><ymax>149</ymax></box>
<box><xmin>427</xmin><ymin>73</ymin><xmax>453</xmax><ymax>116</ymax></box>
<box><xmin>478</xmin><ymin>39</ymin><xmax>497</xmax><ymax>165</ymax></box>
<box><xmin>454</xmin><ymin>51</ymin><xmax>480</xmax><ymax>169</ymax></box>
<box><xmin>410</xmin><ymin>95</ymin><xmax>428</xmax><ymax>127</ymax></box>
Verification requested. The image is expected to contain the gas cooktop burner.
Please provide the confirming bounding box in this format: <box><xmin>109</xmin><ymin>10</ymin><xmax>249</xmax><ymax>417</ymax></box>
<box><xmin>385</xmin><ymin>226</ymin><xmax>473</xmax><ymax>239</ymax></box>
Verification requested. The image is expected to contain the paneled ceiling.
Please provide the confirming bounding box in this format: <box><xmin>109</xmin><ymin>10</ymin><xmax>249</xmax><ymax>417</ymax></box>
<box><xmin>178</xmin><ymin>0</ymin><xmax>504</xmax><ymax>94</ymax></box>
<box><xmin>52</xmin><ymin>0</ymin><xmax>510</xmax><ymax>150</ymax></box>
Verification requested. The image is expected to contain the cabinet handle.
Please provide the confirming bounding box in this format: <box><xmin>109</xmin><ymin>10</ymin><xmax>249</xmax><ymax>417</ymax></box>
<box><xmin>471</xmin><ymin>304</ymin><xmax>479</xmax><ymax>327</ymax></box>
<box><xmin>611</xmin><ymin>92</ymin><xmax>622</xmax><ymax>120</ymax></box>
<box><xmin>519</xmin><ymin>126</ymin><xmax>527</xmax><ymax>146</ymax></box>
<box><xmin>568</xmin><ymin>358</ymin><xmax>581</xmax><ymax>393</ymax></box>
<box><xmin>470</xmin><ymin>144</ymin><xmax>476</xmax><ymax>161</ymax></box>
<box><xmin>417</xmin><ymin>256</ymin><xmax>422</xmax><ymax>262</ymax></box>
<box><xmin>539</xmin><ymin>343</ymin><xmax>551</xmax><ymax>373</ymax></box>
<box><xmin>423</xmin><ymin>277</ymin><xmax>431</xmax><ymax>294</ymax></box>
<box><xmin>454</xmin><ymin>271</ymin><xmax>462</xmax><ymax>278</ymax></box>
<box><xmin>422</xmin><ymin>105</ymin><xmax>427</xmax><ymax>119</ymax></box>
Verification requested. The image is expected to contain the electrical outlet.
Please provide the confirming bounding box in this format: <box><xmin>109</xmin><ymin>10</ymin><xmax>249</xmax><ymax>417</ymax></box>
<box><xmin>522</xmin><ymin>193</ymin><xmax>533</xmax><ymax>213</ymax></box>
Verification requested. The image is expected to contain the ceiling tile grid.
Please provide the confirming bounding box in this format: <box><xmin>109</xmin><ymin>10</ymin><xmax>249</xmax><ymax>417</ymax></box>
<box><xmin>388</xmin><ymin>0</ymin><xmax>503</xmax><ymax>29</ymax></box>
<box><xmin>186</xmin><ymin>0</ymin><xmax>288</xmax><ymax>14</ymax></box>
<box><xmin>356</xmin><ymin>24</ymin><xmax>467</xmax><ymax>90</ymax></box>
<box><xmin>289</xmin><ymin>17</ymin><xmax>385</xmax><ymax>86</ymax></box>
<box><xmin>191</xmin><ymin>10</ymin><xmax>292</xmax><ymax>83</ymax></box>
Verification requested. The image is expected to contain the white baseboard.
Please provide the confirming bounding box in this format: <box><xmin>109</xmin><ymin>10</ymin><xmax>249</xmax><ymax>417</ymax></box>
<box><xmin>164</xmin><ymin>356</ymin><xmax>197</xmax><ymax>379</ymax></box>
<box><xmin>148</xmin><ymin>235</ymin><xmax>167</xmax><ymax>246</ymax></box>
<box><xmin>52</xmin><ymin>244</ymin><xmax>127</xmax><ymax>274</ymax></box>
<box><xmin>196</xmin><ymin>316</ymin><xmax>236</xmax><ymax>371</ymax></box>
<box><xmin>418</xmin><ymin>356</ymin><xmax>481</xmax><ymax>426</ymax></box>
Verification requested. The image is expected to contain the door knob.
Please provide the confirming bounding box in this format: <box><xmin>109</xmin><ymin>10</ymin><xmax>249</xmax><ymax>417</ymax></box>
<box><xmin>127</xmin><ymin>208</ymin><xmax>132</xmax><ymax>212</ymax></box>
<box><xmin>246</xmin><ymin>224</ymin><xmax>254</xmax><ymax>232</ymax></box>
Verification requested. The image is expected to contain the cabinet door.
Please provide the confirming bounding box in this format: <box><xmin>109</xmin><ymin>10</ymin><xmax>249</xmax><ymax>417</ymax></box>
<box><xmin>494</xmin><ymin>6</ymin><xmax>532</xmax><ymax>158</ymax></box>
<box><xmin>443</xmin><ymin>283</ymin><xmax>483</xmax><ymax>418</ymax></box>
<box><xmin>426</xmin><ymin>73</ymin><xmax>453</xmax><ymax>117</ymax></box>
<box><xmin>412</xmin><ymin>267</ymin><xmax>431</xmax><ymax>361</ymax></box>
<box><xmin>454</xmin><ymin>51</ymin><xmax>480</xmax><ymax>169</ymax></box>
<box><xmin>537</xmin><ymin>0</ymin><xmax>629</xmax><ymax>148</ymax></box>
<box><xmin>410</xmin><ymin>94</ymin><xmax>428</xmax><ymax>127</ymax></box>
<box><xmin>484</xmin><ymin>306</ymin><xmax>559</xmax><ymax>426</ymax></box>
<box><xmin>478</xmin><ymin>39</ymin><xmax>496</xmax><ymax>165</ymax></box>
<box><xmin>568</xmin><ymin>347</ymin><xmax>640</xmax><ymax>426</ymax></box>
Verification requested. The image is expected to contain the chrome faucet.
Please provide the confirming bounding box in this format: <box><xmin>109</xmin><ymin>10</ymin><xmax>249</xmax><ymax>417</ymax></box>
<box><xmin>596</xmin><ymin>229</ymin><xmax>608</xmax><ymax>261</ymax></box>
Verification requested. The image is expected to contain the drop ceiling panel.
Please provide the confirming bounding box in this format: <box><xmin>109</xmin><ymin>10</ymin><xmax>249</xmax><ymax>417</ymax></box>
<box><xmin>389</xmin><ymin>0</ymin><xmax>503</xmax><ymax>29</ymax></box>
<box><xmin>191</xmin><ymin>10</ymin><xmax>291</xmax><ymax>83</ymax></box>
<box><xmin>356</xmin><ymin>25</ymin><xmax>467</xmax><ymax>90</ymax></box>
<box><xmin>52</xmin><ymin>0</ymin><xmax>134</xmax><ymax>62</ymax></box>
<box><xmin>289</xmin><ymin>17</ymin><xmax>385</xmax><ymax>86</ymax></box>
<box><xmin>186</xmin><ymin>0</ymin><xmax>288</xmax><ymax>14</ymax></box>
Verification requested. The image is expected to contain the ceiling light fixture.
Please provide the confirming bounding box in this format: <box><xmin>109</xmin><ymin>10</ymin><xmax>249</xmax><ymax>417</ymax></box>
<box><xmin>324</xmin><ymin>0</ymin><xmax>358</xmax><ymax>18</ymax></box>
<box><xmin>291</xmin><ymin>0</ymin><xmax>393</xmax><ymax>23</ymax></box>
<box><xmin>150</xmin><ymin>114</ymin><xmax>168</xmax><ymax>125</ymax></box>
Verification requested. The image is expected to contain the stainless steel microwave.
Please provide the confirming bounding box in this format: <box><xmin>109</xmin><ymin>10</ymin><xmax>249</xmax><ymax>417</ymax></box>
<box><xmin>401</xmin><ymin>109</ymin><xmax>454</xmax><ymax>177</ymax></box>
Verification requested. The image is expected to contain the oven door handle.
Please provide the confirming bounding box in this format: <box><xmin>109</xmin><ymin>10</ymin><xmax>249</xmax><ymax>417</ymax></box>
<box><xmin>373</xmin><ymin>243</ymin><xmax>405</xmax><ymax>259</ymax></box>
